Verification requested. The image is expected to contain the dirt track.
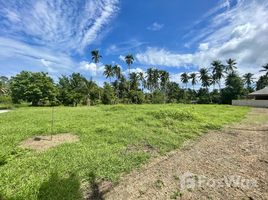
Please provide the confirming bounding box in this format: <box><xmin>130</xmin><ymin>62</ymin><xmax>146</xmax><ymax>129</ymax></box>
<box><xmin>103</xmin><ymin>108</ymin><xmax>268</xmax><ymax>200</ymax></box>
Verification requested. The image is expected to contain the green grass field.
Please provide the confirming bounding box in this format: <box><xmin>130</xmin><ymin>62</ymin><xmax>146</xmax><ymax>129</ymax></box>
<box><xmin>0</xmin><ymin>104</ymin><xmax>249</xmax><ymax>199</ymax></box>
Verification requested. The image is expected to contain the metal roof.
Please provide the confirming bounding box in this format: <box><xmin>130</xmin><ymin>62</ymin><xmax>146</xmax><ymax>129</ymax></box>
<box><xmin>249</xmin><ymin>86</ymin><xmax>268</xmax><ymax>96</ymax></box>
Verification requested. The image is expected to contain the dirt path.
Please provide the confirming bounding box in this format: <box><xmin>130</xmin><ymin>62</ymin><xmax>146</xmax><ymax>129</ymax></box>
<box><xmin>103</xmin><ymin>108</ymin><xmax>268</xmax><ymax>200</ymax></box>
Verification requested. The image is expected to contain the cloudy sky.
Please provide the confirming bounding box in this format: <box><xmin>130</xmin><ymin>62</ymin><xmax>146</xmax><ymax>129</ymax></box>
<box><xmin>0</xmin><ymin>0</ymin><xmax>268</xmax><ymax>84</ymax></box>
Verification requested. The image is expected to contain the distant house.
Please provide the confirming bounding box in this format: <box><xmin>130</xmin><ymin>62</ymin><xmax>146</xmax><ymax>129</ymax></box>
<box><xmin>232</xmin><ymin>86</ymin><xmax>268</xmax><ymax>108</ymax></box>
<box><xmin>248</xmin><ymin>86</ymin><xmax>268</xmax><ymax>100</ymax></box>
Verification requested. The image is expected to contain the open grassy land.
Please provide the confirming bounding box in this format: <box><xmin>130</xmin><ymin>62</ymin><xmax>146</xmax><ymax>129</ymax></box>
<box><xmin>0</xmin><ymin>104</ymin><xmax>249</xmax><ymax>199</ymax></box>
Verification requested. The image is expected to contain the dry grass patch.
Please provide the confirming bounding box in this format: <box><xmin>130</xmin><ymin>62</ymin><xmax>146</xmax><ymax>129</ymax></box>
<box><xmin>19</xmin><ymin>133</ymin><xmax>79</xmax><ymax>152</ymax></box>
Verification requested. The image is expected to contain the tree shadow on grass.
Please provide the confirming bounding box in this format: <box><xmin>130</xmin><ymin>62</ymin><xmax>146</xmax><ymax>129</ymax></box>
<box><xmin>86</xmin><ymin>172</ymin><xmax>113</xmax><ymax>200</ymax></box>
<box><xmin>38</xmin><ymin>172</ymin><xmax>83</xmax><ymax>200</ymax></box>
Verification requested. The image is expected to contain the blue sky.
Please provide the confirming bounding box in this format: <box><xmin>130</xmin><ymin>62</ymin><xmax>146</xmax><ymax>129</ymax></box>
<box><xmin>0</xmin><ymin>0</ymin><xmax>268</xmax><ymax>85</ymax></box>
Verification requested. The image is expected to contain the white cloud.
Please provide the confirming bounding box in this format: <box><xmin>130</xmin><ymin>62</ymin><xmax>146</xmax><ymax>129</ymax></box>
<box><xmin>0</xmin><ymin>0</ymin><xmax>119</xmax><ymax>52</ymax></box>
<box><xmin>79</xmin><ymin>61</ymin><xmax>105</xmax><ymax>77</ymax></box>
<box><xmin>136</xmin><ymin>0</ymin><xmax>268</xmax><ymax>76</ymax></box>
<box><xmin>106</xmin><ymin>40</ymin><xmax>145</xmax><ymax>55</ymax></box>
<box><xmin>147</xmin><ymin>22</ymin><xmax>164</xmax><ymax>31</ymax></box>
<box><xmin>0</xmin><ymin>37</ymin><xmax>75</xmax><ymax>74</ymax></box>
<box><xmin>119</xmin><ymin>55</ymin><xmax>125</xmax><ymax>62</ymax></box>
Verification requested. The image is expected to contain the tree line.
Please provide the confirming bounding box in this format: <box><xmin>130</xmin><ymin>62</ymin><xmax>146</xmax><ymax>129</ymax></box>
<box><xmin>0</xmin><ymin>50</ymin><xmax>268</xmax><ymax>106</ymax></box>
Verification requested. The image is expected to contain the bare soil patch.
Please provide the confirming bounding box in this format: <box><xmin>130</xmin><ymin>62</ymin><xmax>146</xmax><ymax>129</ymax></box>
<box><xmin>19</xmin><ymin>133</ymin><xmax>79</xmax><ymax>152</ymax></box>
<box><xmin>102</xmin><ymin>108</ymin><xmax>268</xmax><ymax>200</ymax></box>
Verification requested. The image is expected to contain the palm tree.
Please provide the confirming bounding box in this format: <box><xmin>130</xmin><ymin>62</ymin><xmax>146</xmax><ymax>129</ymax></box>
<box><xmin>103</xmin><ymin>64</ymin><xmax>114</xmax><ymax>83</ymax></box>
<box><xmin>91</xmin><ymin>50</ymin><xmax>102</xmax><ymax>63</ymax></box>
<box><xmin>129</xmin><ymin>72</ymin><xmax>139</xmax><ymax>91</ymax></box>
<box><xmin>152</xmin><ymin>68</ymin><xmax>160</xmax><ymax>91</ymax></box>
<box><xmin>0</xmin><ymin>82</ymin><xmax>6</xmax><ymax>95</ymax></box>
<box><xmin>211</xmin><ymin>73</ymin><xmax>217</xmax><ymax>90</ymax></box>
<box><xmin>159</xmin><ymin>70</ymin><xmax>170</xmax><ymax>103</ymax></box>
<box><xmin>146</xmin><ymin>68</ymin><xmax>154</xmax><ymax>92</ymax></box>
<box><xmin>113</xmin><ymin>65</ymin><xmax>122</xmax><ymax>80</ymax></box>
<box><xmin>243</xmin><ymin>73</ymin><xmax>255</xmax><ymax>89</ymax></box>
<box><xmin>0</xmin><ymin>76</ymin><xmax>8</xmax><ymax>95</ymax></box>
<box><xmin>138</xmin><ymin>72</ymin><xmax>146</xmax><ymax>91</ymax></box>
<box><xmin>125</xmin><ymin>54</ymin><xmax>134</xmax><ymax>77</ymax></box>
<box><xmin>180</xmin><ymin>72</ymin><xmax>189</xmax><ymax>89</ymax></box>
<box><xmin>189</xmin><ymin>73</ymin><xmax>197</xmax><ymax>90</ymax></box>
<box><xmin>211</xmin><ymin>60</ymin><xmax>225</xmax><ymax>90</ymax></box>
<box><xmin>199</xmin><ymin>68</ymin><xmax>212</xmax><ymax>102</ymax></box>
<box><xmin>225</xmin><ymin>58</ymin><xmax>237</xmax><ymax>73</ymax></box>
<box><xmin>260</xmin><ymin>63</ymin><xmax>268</xmax><ymax>76</ymax></box>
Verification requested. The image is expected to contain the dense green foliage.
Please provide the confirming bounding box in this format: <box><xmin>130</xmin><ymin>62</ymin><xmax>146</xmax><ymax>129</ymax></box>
<box><xmin>0</xmin><ymin>52</ymin><xmax>267</xmax><ymax>107</ymax></box>
<box><xmin>9</xmin><ymin>71</ymin><xmax>57</xmax><ymax>106</ymax></box>
<box><xmin>0</xmin><ymin>104</ymin><xmax>249</xmax><ymax>199</ymax></box>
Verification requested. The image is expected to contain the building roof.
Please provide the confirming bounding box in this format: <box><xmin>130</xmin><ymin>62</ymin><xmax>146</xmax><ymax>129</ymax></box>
<box><xmin>249</xmin><ymin>86</ymin><xmax>268</xmax><ymax>96</ymax></box>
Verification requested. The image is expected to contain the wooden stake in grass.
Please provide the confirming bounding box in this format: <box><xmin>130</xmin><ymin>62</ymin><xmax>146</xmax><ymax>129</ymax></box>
<box><xmin>51</xmin><ymin>106</ymin><xmax>55</xmax><ymax>141</ymax></box>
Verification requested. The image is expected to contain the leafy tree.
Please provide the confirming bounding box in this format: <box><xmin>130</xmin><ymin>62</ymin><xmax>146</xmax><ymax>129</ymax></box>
<box><xmin>211</xmin><ymin>60</ymin><xmax>225</xmax><ymax>90</ymax></box>
<box><xmin>189</xmin><ymin>73</ymin><xmax>197</xmax><ymax>90</ymax></box>
<box><xmin>166</xmin><ymin>82</ymin><xmax>183</xmax><ymax>103</ymax></box>
<box><xmin>10</xmin><ymin>71</ymin><xmax>57</xmax><ymax>106</ymax></box>
<box><xmin>225</xmin><ymin>58</ymin><xmax>237</xmax><ymax>73</ymax></box>
<box><xmin>129</xmin><ymin>90</ymin><xmax>144</xmax><ymax>104</ymax></box>
<box><xmin>91</xmin><ymin>50</ymin><xmax>102</xmax><ymax>63</ymax></box>
<box><xmin>151</xmin><ymin>90</ymin><xmax>165</xmax><ymax>104</ymax></box>
<box><xmin>197</xmin><ymin>88</ymin><xmax>210</xmax><ymax>104</ymax></box>
<box><xmin>256</xmin><ymin>75</ymin><xmax>268</xmax><ymax>90</ymax></box>
<box><xmin>102</xmin><ymin>83</ymin><xmax>115</xmax><ymax>104</ymax></box>
<box><xmin>103</xmin><ymin>64</ymin><xmax>114</xmax><ymax>83</ymax></box>
<box><xmin>58</xmin><ymin>73</ymin><xmax>90</xmax><ymax>106</ymax></box>
<box><xmin>221</xmin><ymin>71</ymin><xmax>244</xmax><ymax>104</ymax></box>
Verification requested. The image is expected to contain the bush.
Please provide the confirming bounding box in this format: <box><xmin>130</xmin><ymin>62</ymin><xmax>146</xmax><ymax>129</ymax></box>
<box><xmin>129</xmin><ymin>90</ymin><xmax>144</xmax><ymax>104</ymax></box>
<box><xmin>0</xmin><ymin>95</ymin><xmax>12</xmax><ymax>109</ymax></box>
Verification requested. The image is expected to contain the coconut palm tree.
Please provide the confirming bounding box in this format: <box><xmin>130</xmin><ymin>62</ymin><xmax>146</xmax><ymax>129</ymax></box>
<box><xmin>159</xmin><ymin>70</ymin><xmax>170</xmax><ymax>103</ymax></box>
<box><xmin>260</xmin><ymin>63</ymin><xmax>268</xmax><ymax>76</ymax></box>
<box><xmin>113</xmin><ymin>65</ymin><xmax>122</xmax><ymax>80</ymax></box>
<box><xmin>146</xmin><ymin>68</ymin><xmax>154</xmax><ymax>92</ymax></box>
<box><xmin>225</xmin><ymin>58</ymin><xmax>237</xmax><ymax>73</ymax></box>
<box><xmin>129</xmin><ymin>72</ymin><xmax>139</xmax><ymax>91</ymax></box>
<box><xmin>189</xmin><ymin>73</ymin><xmax>197</xmax><ymax>90</ymax></box>
<box><xmin>0</xmin><ymin>76</ymin><xmax>8</xmax><ymax>95</ymax></box>
<box><xmin>211</xmin><ymin>60</ymin><xmax>225</xmax><ymax>90</ymax></box>
<box><xmin>0</xmin><ymin>82</ymin><xmax>6</xmax><ymax>95</ymax></box>
<box><xmin>103</xmin><ymin>64</ymin><xmax>114</xmax><ymax>83</ymax></box>
<box><xmin>199</xmin><ymin>68</ymin><xmax>211</xmax><ymax>89</ymax></box>
<box><xmin>181</xmin><ymin>72</ymin><xmax>189</xmax><ymax>89</ymax></box>
<box><xmin>199</xmin><ymin>68</ymin><xmax>212</xmax><ymax>102</ymax></box>
<box><xmin>138</xmin><ymin>72</ymin><xmax>146</xmax><ymax>91</ymax></box>
<box><xmin>125</xmin><ymin>54</ymin><xmax>134</xmax><ymax>77</ymax></box>
<box><xmin>91</xmin><ymin>50</ymin><xmax>102</xmax><ymax>63</ymax></box>
<box><xmin>243</xmin><ymin>73</ymin><xmax>255</xmax><ymax>89</ymax></box>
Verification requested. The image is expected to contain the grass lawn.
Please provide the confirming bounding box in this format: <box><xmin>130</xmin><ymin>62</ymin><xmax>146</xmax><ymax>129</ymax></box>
<box><xmin>0</xmin><ymin>104</ymin><xmax>249</xmax><ymax>199</ymax></box>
